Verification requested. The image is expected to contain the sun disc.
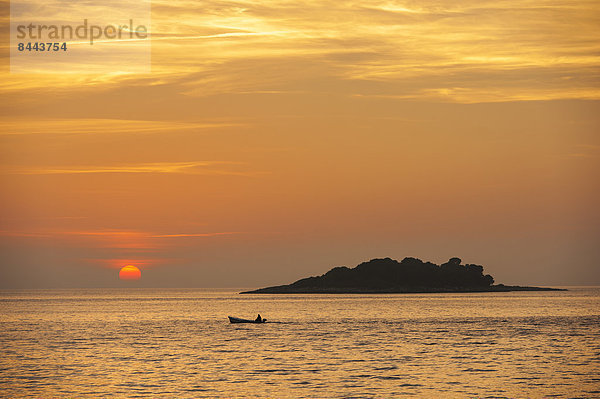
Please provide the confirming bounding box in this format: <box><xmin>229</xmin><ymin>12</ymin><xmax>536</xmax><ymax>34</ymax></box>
<box><xmin>119</xmin><ymin>265</ymin><xmax>141</xmax><ymax>280</ymax></box>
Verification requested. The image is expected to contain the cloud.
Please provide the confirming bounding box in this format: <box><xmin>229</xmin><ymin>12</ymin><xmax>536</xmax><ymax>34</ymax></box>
<box><xmin>70</xmin><ymin>30</ymin><xmax>292</xmax><ymax>45</ymax></box>
<box><xmin>0</xmin><ymin>229</ymin><xmax>241</xmax><ymax>241</ymax></box>
<box><xmin>2</xmin><ymin>160</ymin><xmax>261</xmax><ymax>176</ymax></box>
<box><xmin>3</xmin><ymin>0</ymin><xmax>599</xmax><ymax>102</ymax></box>
<box><xmin>566</xmin><ymin>144</ymin><xmax>600</xmax><ymax>158</ymax></box>
<box><xmin>150</xmin><ymin>232</ymin><xmax>240</xmax><ymax>238</ymax></box>
<box><xmin>0</xmin><ymin>229</ymin><xmax>242</xmax><ymax>254</ymax></box>
<box><xmin>0</xmin><ymin>119</ymin><xmax>242</xmax><ymax>136</ymax></box>
<box><xmin>149</xmin><ymin>0</ymin><xmax>600</xmax><ymax>102</ymax></box>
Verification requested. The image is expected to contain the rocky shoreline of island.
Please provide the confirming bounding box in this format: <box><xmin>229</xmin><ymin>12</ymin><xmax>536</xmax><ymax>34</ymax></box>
<box><xmin>241</xmin><ymin>257</ymin><xmax>565</xmax><ymax>294</ymax></box>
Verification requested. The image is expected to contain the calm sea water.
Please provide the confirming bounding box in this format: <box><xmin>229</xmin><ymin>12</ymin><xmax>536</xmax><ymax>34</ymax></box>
<box><xmin>1</xmin><ymin>288</ymin><xmax>599</xmax><ymax>398</ymax></box>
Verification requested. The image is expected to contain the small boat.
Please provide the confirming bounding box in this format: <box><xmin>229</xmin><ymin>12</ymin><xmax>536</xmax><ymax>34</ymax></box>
<box><xmin>228</xmin><ymin>316</ymin><xmax>267</xmax><ymax>324</ymax></box>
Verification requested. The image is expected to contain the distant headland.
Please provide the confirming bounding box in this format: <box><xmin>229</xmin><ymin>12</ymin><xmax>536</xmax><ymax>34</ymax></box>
<box><xmin>241</xmin><ymin>257</ymin><xmax>565</xmax><ymax>294</ymax></box>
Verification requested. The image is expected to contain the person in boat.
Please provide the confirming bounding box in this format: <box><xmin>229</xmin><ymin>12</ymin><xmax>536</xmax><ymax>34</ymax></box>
<box><xmin>255</xmin><ymin>314</ymin><xmax>262</xmax><ymax>322</ymax></box>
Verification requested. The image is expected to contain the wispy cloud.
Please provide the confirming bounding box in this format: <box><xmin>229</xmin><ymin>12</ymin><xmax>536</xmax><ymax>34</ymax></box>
<box><xmin>0</xmin><ymin>229</ymin><xmax>241</xmax><ymax>239</ymax></box>
<box><xmin>69</xmin><ymin>31</ymin><xmax>292</xmax><ymax>45</ymax></box>
<box><xmin>0</xmin><ymin>229</ymin><xmax>242</xmax><ymax>252</ymax></box>
<box><xmin>566</xmin><ymin>144</ymin><xmax>600</xmax><ymax>158</ymax></box>
<box><xmin>4</xmin><ymin>161</ymin><xmax>259</xmax><ymax>176</ymax></box>
<box><xmin>150</xmin><ymin>232</ymin><xmax>238</xmax><ymax>238</ymax></box>
<box><xmin>149</xmin><ymin>0</ymin><xmax>600</xmax><ymax>102</ymax></box>
<box><xmin>3</xmin><ymin>0</ymin><xmax>599</xmax><ymax>102</ymax></box>
<box><xmin>0</xmin><ymin>119</ymin><xmax>243</xmax><ymax>136</ymax></box>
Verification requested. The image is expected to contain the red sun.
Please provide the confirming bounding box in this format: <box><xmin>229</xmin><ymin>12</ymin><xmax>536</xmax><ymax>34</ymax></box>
<box><xmin>119</xmin><ymin>265</ymin><xmax>141</xmax><ymax>280</ymax></box>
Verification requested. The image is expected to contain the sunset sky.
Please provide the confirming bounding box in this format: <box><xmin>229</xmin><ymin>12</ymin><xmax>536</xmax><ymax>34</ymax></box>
<box><xmin>0</xmin><ymin>0</ymin><xmax>598</xmax><ymax>288</ymax></box>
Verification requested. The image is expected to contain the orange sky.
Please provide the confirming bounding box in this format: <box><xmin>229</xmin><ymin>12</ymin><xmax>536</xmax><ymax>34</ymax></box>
<box><xmin>0</xmin><ymin>0</ymin><xmax>599</xmax><ymax>288</ymax></box>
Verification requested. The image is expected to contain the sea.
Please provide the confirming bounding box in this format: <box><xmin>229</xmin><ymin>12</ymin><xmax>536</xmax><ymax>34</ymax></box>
<box><xmin>1</xmin><ymin>288</ymin><xmax>599</xmax><ymax>398</ymax></box>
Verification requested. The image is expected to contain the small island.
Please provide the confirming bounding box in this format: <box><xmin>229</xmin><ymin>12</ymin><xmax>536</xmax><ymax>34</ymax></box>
<box><xmin>241</xmin><ymin>257</ymin><xmax>564</xmax><ymax>294</ymax></box>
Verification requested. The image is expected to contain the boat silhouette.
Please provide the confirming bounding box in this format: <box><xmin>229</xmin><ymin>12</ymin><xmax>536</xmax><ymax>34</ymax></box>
<box><xmin>228</xmin><ymin>316</ymin><xmax>267</xmax><ymax>324</ymax></box>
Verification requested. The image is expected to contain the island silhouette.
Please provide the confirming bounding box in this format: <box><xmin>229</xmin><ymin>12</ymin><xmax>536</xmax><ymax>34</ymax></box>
<box><xmin>241</xmin><ymin>257</ymin><xmax>564</xmax><ymax>294</ymax></box>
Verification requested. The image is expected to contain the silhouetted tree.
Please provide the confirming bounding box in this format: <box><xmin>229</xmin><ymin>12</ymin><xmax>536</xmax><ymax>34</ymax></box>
<box><xmin>282</xmin><ymin>257</ymin><xmax>495</xmax><ymax>291</ymax></box>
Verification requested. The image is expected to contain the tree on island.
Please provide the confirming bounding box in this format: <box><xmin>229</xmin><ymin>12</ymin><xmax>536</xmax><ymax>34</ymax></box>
<box><xmin>290</xmin><ymin>257</ymin><xmax>494</xmax><ymax>290</ymax></box>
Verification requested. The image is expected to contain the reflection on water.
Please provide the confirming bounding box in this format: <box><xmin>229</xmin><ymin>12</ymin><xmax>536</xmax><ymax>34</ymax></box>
<box><xmin>1</xmin><ymin>288</ymin><xmax>599</xmax><ymax>398</ymax></box>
